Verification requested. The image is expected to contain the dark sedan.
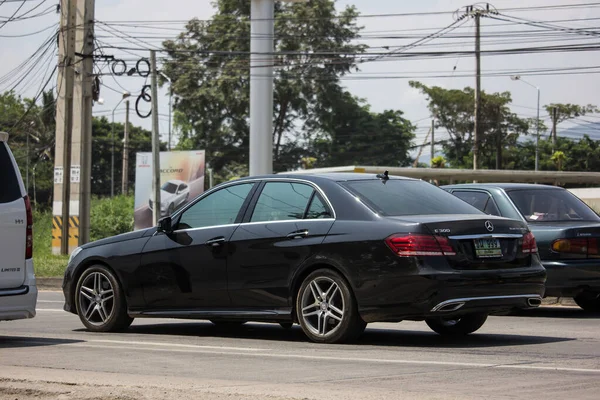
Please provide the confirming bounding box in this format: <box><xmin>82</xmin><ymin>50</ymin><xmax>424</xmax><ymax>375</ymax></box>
<box><xmin>63</xmin><ymin>174</ymin><xmax>545</xmax><ymax>343</ymax></box>
<box><xmin>444</xmin><ymin>183</ymin><xmax>600</xmax><ymax>312</ymax></box>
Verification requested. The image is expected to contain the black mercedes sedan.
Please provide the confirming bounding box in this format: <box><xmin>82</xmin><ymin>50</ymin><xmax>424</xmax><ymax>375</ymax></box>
<box><xmin>63</xmin><ymin>173</ymin><xmax>545</xmax><ymax>343</ymax></box>
<box><xmin>444</xmin><ymin>183</ymin><xmax>600</xmax><ymax>312</ymax></box>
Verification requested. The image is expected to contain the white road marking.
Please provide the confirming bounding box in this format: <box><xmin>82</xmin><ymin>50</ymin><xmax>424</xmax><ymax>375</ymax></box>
<box><xmin>35</xmin><ymin>309</ymin><xmax>66</xmax><ymax>312</ymax></box>
<box><xmin>89</xmin><ymin>339</ymin><xmax>267</xmax><ymax>352</ymax></box>
<box><xmin>37</xmin><ymin>300</ymin><xmax>64</xmax><ymax>303</ymax></box>
<box><xmin>57</xmin><ymin>342</ymin><xmax>600</xmax><ymax>374</ymax></box>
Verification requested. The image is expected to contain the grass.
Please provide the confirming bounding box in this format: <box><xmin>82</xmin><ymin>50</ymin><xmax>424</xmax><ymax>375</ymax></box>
<box><xmin>33</xmin><ymin>209</ymin><xmax>69</xmax><ymax>277</ymax></box>
<box><xmin>33</xmin><ymin>195</ymin><xmax>134</xmax><ymax>277</ymax></box>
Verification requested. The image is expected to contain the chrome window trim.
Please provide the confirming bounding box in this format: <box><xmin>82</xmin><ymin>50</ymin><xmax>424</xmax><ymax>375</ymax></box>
<box><xmin>173</xmin><ymin>223</ymin><xmax>240</xmax><ymax>234</ymax></box>
<box><xmin>448</xmin><ymin>233</ymin><xmax>524</xmax><ymax>240</ymax></box>
<box><xmin>239</xmin><ymin>218</ymin><xmax>335</xmax><ymax>227</ymax></box>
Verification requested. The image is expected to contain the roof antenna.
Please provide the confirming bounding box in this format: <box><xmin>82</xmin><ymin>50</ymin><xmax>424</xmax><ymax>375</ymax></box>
<box><xmin>376</xmin><ymin>170</ymin><xmax>389</xmax><ymax>181</ymax></box>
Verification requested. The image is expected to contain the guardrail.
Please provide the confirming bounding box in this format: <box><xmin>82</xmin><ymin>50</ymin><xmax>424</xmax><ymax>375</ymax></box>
<box><xmin>283</xmin><ymin>166</ymin><xmax>600</xmax><ymax>185</ymax></box>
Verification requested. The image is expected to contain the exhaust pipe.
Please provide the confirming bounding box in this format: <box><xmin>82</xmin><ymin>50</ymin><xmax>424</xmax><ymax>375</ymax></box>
<box><xmin>436</xmin><ymin>302</ymin><xmax>465</xmax><ymax>312</ymax></box>
<box><xmin>527</xmin><ymin>297</ymin><xmax>542</xmax><ymax>307</ymax></box>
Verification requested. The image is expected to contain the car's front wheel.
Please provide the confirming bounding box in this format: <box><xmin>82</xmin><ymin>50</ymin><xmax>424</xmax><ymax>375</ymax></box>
<box><xmin>574</xmin><ymin>292</ymin><xmax>600</xmax><ymax>312</ymax></box>
<box><xmin>426</xmin><ymin>313</ymin><xmax>488</xmax><ymax>336</ymax></box>
<box><xmin>75</xmin><ymin>265</ymin><xmax>133</xmax><ymax>332</ymax></box>
<box><xmin>296</xmin><ymin>269</ymin><xmax>366</xmax><ymax>344</ymax></box>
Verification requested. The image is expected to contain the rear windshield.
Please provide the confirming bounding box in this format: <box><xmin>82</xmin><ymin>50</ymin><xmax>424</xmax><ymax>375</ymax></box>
<box><xmin>507</xmin><ymin>189</ymin><xmax>600</xmax><ymax>222</ymax></box>
<box><xmin>0</xmin><ymin>142</ymin><xmax>22</xmax><ymax>204</ymax></box>
<box><xmin>341</xmin><ymin>179</ymin><xmax>483</xmax><ymax>216</ymax></box>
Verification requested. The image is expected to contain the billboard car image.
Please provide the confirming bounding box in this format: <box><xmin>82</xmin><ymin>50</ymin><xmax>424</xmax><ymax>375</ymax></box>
<box><xmin>134</xmin><ymin>150</ymin><xmax>205</xmax><ymax>230</ymax></box>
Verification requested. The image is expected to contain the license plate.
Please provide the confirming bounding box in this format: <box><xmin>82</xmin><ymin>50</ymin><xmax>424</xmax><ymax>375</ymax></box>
<box><xmin>474</xmin><ymin>238</ymin><xmax>502</xmax><ymax>258</ymax></box>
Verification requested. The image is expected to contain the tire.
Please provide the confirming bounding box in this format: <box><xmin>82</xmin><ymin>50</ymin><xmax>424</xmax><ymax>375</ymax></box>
<box><xmin>75</xmin><ymin>265</ymin><xmax>133</xmax><ymax>332</ymax></box>
<box><xmin>426</xmin><ymin>313</ymin><xmax>488</xmax><ymax>336</ymax></box>
<box><xmin>279</xmin><ymin>322</ymin><xmax>293</xmax><ymax>329</ymax></box>
<box><xmin>167</xmin><ymin>203</ymin><xmax>175</xmax><ymax>216</ymax></box>
<box><xmin>574</xmin><ymin>292</ymin><xmax>600</xmax><ymax>312</ymax></box>
<box><xmin>210</xmin><ymin>320</ymin><xmax>247</xmax><ymax>327</ymax></box>
<box><xmin>296</xmin><ymin>269</ymin><xmax>366</xmax><ymax>344</ymax></box>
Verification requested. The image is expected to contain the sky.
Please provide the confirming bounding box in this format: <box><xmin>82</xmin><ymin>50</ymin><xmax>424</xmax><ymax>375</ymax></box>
<box><xmin>1</xmin><ymin>0</ymin><xmax>599</xmax><ymax>163</ymax></box>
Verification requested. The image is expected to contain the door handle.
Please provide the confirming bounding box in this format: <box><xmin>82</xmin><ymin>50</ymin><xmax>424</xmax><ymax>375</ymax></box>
<box><xmin>286</xmin><ymin>230</ymin><xmax>309</xmax><ymax>239</ymax></box>
<box><xmin>205</xmin><ymin>237</ymin><xmax>226</xmax><ymax>247</ymax></box>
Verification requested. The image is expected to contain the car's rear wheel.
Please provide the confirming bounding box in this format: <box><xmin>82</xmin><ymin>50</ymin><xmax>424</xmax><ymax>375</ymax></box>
<box><xmin>168</xmin><ymin>203</ymin><xmax>174</xmax><ymax>215</ymax></box>
<box><xmin>426</xmin><ymin>313</ymin><xmax>488</xmax><ymax>336</ymax></box>
<box><xmin>574</xmin><ymin>292</ymin><xmax>600</xmax><ymax>312</ymax></box>
<box><xmin>75</xmin><ymin>265</ymin><xmax>133</xmax><ymax>332</ymax></box>
<box><xmin>296</xmin><ymin>269</ymin><xmax>366</xmax><ymax>344</ymax></box>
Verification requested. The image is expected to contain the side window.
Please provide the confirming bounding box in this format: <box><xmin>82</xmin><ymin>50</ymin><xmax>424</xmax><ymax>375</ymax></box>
<box><xmin>483</xmin><ymin>198</ymin><xmax>501</xmax><ymax>216</ymax></box>
<box><xmin>453</xmin><ymin>191</ymin><xmax>500</xmax><ymax>216</ymax></box>
<box><xmin>251</xmin><ymin>182</ymin><xmax>314</xmax><ymax>222</ymax></box>
<box><xmin>178</xmin><ymin>183</ymin><xmax>254</xmax><ymax>230</ymax></box>
<box><xmin>306</xmin><ymin>194</ymin><xmax>332</xmax><ymax>219</ymax></box>
<box><xmin>0</xmin><ymin>143</ymin><xmax>22</xmax><ymax>204</ymax></box>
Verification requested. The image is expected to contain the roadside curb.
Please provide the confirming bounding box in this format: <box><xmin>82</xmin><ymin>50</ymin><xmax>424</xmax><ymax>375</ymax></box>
<box><xmin>35</xmin><ymin>277</ymin><xmax>579</xmax><ymax>307</ymax></box>
<box><xmin>37</xmin><ymin>277</ymin><xmax>63</xmax><ymax>290</ymax></box>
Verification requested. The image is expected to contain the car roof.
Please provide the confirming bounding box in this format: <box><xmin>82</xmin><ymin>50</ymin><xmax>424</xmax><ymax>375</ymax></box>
<box><xmin>442</xmin><ymin>183</ymin><xmax>564</xmax><ymax>191</ymax></box>
<box><xmin>238</xmin><ymin>172</ymin><xmax>417</xmax><ymax>183</ymax></box>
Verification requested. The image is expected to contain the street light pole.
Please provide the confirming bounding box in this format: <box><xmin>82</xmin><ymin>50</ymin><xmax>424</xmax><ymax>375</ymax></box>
<box><xmin>511</xmin><ymin>76</ymin><xmax>540</xmax><ymax>171</ymax></box>
<box><xmin>111</xmin><ymin>91</ymin><xmax>130</xmax><ymax>197</ymax></box>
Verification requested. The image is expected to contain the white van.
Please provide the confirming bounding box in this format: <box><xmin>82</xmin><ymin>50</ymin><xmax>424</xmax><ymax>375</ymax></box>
<box><xmin>0</xmin><ymin>131</ymin><xmax>37</xmax><ymax>321</ymax></box>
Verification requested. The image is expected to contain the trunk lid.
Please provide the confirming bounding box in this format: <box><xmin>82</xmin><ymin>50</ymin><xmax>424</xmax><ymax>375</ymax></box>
<box><xmin>530</xmin><ymin>222</ymin><xmax>600</xmax><ymax>260</ymax></box>
<box><xmin>391</xmin><ymin>214</ymin><xmax>532</xmax><ymax>269</ymax></box>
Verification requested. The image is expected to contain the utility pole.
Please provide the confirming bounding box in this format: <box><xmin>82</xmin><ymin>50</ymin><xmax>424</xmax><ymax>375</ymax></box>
<box><xmin>249</xmin><ymin>0</ymin><xmax>274</xmax><ymax>176</ymax></box>
<box><xmin>552</xmin><ymin>106</ymin><xmax>558</xmax><ymax>153</ymax></box>
<box><xmin>459</xmin><ymin>4</ymin><xmax>495</xmax><ymax>171</ymax></box>
<box><xmin>430</xmin><ymin>119</ymin><xmax>435</xmax><ymax>166</ymax></box>
<box><xmin>496</xmin><ymin>106</ymin><xmax>502</xmax><ymax>170</ymax></box>
<box><xmin>150</xmin><ymin>50</ymin><xmax>161</xmax><ymax>226</ymax></box>
<box><xmin>473</xmin><ymin>10</ymin><xmax>481</xmax><ymax>171</ymax></box>
<box><xmin>52</xmin><ymin>0</ymin><xmax>77</xmax><ymax>255</ymax></box>
<box><xmin>122</xmin><ymin>100</ymin><xmax>130</xmax><ymax>195</ymax></box>
<box><xmin>73</xmin><ymin>0</ymin><xmax>95</xmax><ymax>248</ymax></box>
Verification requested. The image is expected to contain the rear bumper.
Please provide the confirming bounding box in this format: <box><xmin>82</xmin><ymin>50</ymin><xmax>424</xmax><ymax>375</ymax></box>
<box><xmin>0</xmin><ymin>259</ymin><xmax>37</xmax><ymax>321</ymax></box>
<box><xmin>543</xmin><ymin>260</ymin><xmax>600</xmax><ymax>297</ymax></box>
<box><xmin>357</xmin><ymin>265</ymin><xmax>546</xmax><ymax>323</ymax></box>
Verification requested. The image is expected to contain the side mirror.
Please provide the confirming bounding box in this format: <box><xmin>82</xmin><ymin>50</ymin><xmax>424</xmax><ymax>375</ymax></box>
<box><xmin>157</xmin><ymin>216</ymin><xmax>172</xmax><ymax>234</ymax></box>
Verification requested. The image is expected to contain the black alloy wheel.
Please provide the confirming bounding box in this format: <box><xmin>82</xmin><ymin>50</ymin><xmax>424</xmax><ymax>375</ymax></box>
<box><xmin>296</xmin><ymin>269</ymin><xmax>366</xmax><ymax>344</ymax></box>
<box><xmin>75</xmin><ymin>265</ymin><xmax>133</xmax><ymax>332</ymax></box>
<box><xmin>574</xmin><ymin>292</ymin><xmax>600</xmax><ymax>312</ymax></box>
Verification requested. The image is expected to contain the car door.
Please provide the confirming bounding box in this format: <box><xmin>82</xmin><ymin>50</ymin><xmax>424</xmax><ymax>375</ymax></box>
<box><xmin>452</xmin><ymin>190</ymin><xmax>502</xmax><ymax>216</ymax></box>
<box><xmin>175</xmin><ymin>183</ymin><xmax>186</xmax><ymax>208</ymax></box>
<box><xmin>139</xmin><ymin>182</ymin><xmax>257</xmax><ymax>310</ymax></box>
<box><xmin>227</xmin><ymin>180</ymin><xmax>335</xmax><ymax>308</ymax></box>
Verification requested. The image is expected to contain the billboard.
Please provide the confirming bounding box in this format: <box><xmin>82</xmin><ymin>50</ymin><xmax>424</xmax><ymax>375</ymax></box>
<box><xmin>134</xmin><ymin>150</ymin><xmax>205</xmax><ymax>230</ymax></box>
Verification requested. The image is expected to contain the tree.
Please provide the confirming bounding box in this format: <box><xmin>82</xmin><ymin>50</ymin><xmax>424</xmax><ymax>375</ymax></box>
<box><xmin>409</xmin><ymin>81</ymin><xmax>533</xmax><ymax>169</ymax></box>
<box><xmin>551</xmin><ymin>150</ymin><xmax>566</xmax><ymax>171</ymax></box>
<box><xmin>162</xmin><ymin>0</ymin><xmax>367</xmax><ymax>177</ymax></box>
<box><xmin>307</xmin><ymin>91</ymin><xmax>414</xmax><ymax>168</ymax></box>
<box><xmin>545</xmin><ymin>103</ymin><xmax>598</xmax><ymax>124</ymax></box>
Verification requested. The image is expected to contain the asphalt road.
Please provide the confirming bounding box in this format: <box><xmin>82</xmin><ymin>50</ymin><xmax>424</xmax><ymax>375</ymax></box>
<box><xmin>1</xmin><ymin>291</ymin><xmax>599</xmax><ymax>400</ymax></box>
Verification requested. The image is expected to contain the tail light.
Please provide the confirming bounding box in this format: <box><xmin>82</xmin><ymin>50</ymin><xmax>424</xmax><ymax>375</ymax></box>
<box><xmin>522</xmin><ymin>231</ymin><xmax>538</xmax><ymax>254</ymax></box>
<box><xmin>24</xmin><ymin>195</ymin><xmax>33</xmax><ymax>259</ymax></box>
<box><xmin>552</xmin><ymin>238</ymin><xmax>598</xmax><ymax>257</ymax></box>
<box><xmin>385</xmin><ymin>234</ymin><xmax>456</xmax><ymax>257</ymax></box>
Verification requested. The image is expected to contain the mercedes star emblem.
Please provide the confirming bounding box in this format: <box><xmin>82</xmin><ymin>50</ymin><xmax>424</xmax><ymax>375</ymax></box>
<box><xmin>485</xmin><ymin>221</ymin><xmax>494</xmax><ymax>232</ymax></box>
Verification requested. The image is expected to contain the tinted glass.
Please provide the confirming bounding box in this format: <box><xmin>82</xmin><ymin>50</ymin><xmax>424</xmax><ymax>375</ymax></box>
<box><xmin>453</xmin><ymin>191</ymin><xmax>501</xmax><ymax>216</ymax></box>
<box><xmin>306</xmin><ymin>194</ymin><xmax>332</xmax><ymax>219</ymax></box>
<box><xmin>341</xmin><ymin>180</ymin><xmax>482</xmax><ymax>216</ymax></box>
<box><xmin>508</xmin><ymin>189</ymin><xmax>600</xmax><ymax>222</ymax></box>
<box><xmin>178</xmin><ymin>183</ymin><xmax>254</xmax><ymax>229</ymax></box>
<box><xmin>0</xmin><ymin>143</ymin><xmax>22</xmax><ymax>204</ymax></box>
<box><xmin>251</xmin><ymin>182</ymin><xmax>314</xmax><ymax>222</ymax></box>
<box><xmin>161</xmin><ymin>182</ymin><xmax>178</xmax><ymax>194</ymax></box>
